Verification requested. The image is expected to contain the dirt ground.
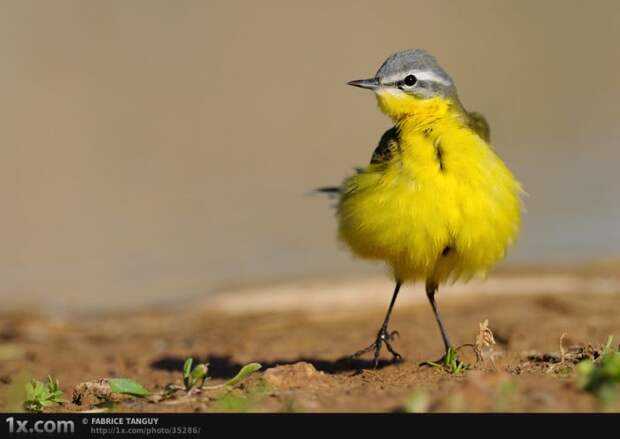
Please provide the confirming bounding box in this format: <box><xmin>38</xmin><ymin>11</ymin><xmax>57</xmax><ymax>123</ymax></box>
<box><xmin>1</xmin><ymin>270</ymin><xmax>620</xmax><ymax>413</ymax></box>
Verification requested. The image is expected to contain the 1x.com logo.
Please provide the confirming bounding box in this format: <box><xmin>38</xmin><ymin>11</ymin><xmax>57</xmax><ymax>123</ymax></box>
<box><xmin>5</xmin><ymin>417</ymin><xmax>75</xmax><ymax>434</ymax></box>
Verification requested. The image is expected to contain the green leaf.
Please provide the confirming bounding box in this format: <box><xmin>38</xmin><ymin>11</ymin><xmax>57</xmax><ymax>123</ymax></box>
<box><xmin>183</xmin><ymin>358</ymin><xmax>193</xmax><ymax>378</ymax></box>
<box><xmin>46</xmin><ymin>376</ymin><xmax>65</xmax><ymax>403</ymax></box>
<box><xmin>223</xmin><ymin>363</ymin><xmax>262</xmax><ymax>388</ymax></box>
<box><xmin>25</xmin><ymin>381</ymin><xmax>36</xmax><ymax>400</ymax></box>
<box><xmin>190</xmin><ymin>364</ymin><xmax>208</xmax><ymax>383</ymax></box>
<box><xmin>182</xmin><ymin>358</ymin><xmax>210</xmax><ymax>391</ymax></box>
<box><xmin>47</xmin><ymin>376</ymin><xmax>58</xmax><ymax>392</ymax></box>
<box><xmin>33</xmin><ymin>380</ymin><xmax>45</xmax><ymax>397</ymax></box>
<box><xmin>425</xmin><ymin>361</ymin><xmax>442</xmax><ymax>369</ymax></box>
<box><xmin>108</xmin><ymin>378</ymin><xmax>149</xmax><ymax>397</ymax></box>
<box><xmin>576</xmin><ymin>341</ymin><xmax>620</xmax><ymax>403</ymax></box>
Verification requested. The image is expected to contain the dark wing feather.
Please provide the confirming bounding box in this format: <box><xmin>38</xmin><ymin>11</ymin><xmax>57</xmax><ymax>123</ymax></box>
<box><xmin>467</xmin><ymin>111</ymin><xmax>491</xmax><ymax>143</ymax></box>
<box><xmin>370</xmin><ymin>126</ymin><xmax>401</xmax><ymax>165</ymax></box>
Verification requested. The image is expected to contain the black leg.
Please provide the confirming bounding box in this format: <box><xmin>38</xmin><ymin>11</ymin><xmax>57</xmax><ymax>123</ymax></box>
<box><xmin>425</xmin><ymin>282</ymin><xmax>452</xmax><ymax>353</ymax></box>
<box><xmin>351</xmin><ymin>280</ymin><xmax>403</xmax><ymax>368</ymax></box>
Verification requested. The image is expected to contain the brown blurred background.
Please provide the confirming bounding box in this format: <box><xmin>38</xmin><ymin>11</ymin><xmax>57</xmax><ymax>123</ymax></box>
<box><xmin>1</xmin><ymin>1</ymin><xmax>619</xmax><ymax>313</ymax></box>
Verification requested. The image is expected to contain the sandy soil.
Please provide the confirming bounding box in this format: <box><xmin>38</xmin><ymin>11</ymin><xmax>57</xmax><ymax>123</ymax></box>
<box><xmin>1</xmin><ymin>270</ymin><xmax>620</xmax><ymax>413</ymax></box>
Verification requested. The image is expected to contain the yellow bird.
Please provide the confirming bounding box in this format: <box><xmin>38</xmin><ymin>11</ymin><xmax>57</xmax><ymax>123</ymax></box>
<box><xmin>317</xmin><ymin>49</ymin><xmax>522</xmax><ymax>367</ymax></box>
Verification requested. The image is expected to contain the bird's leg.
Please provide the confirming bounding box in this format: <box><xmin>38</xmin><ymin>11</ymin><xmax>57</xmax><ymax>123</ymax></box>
<box><xmin>351</xmin><ymin>281</ymin><xmax>403</xmax><ymax>368</ymax></box>
<box><xmin>426</xmin><ymin>282</ymin><xmax>452</xmax><ymax>353</ymax></box>
<box><xmin>421</xmin><ymin>282</ymin><xmax>465</xmax><ymax>371</ymax></box>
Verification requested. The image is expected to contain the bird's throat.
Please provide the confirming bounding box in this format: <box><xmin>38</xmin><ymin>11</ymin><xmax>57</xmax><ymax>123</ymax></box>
<box><xmin>376</xmin><ymin>92</ymin><xmax>464</xmax><ymax>129</ymax></box>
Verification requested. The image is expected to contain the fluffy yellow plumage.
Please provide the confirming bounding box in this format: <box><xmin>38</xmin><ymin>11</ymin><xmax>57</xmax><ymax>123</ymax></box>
<box><xmin>338</xmin><ymin>93</ymin><xmax>522</xmax><ymax>285</ymax></box>
<box><xmin>318</xmin><ymin>49</ymin><xmax>523</xmax><ymax>367</ymax></box>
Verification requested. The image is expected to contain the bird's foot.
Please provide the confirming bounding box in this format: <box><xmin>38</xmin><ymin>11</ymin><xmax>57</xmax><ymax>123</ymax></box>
<box><xmin>420</xmin><ymin>346</ymin><xmax>468</xmax><ymax>374</ymax></box>
<box><xmin>351</xmin><ymin>326</ymin><xmax>403</xmax><ymax>368</ymax></box>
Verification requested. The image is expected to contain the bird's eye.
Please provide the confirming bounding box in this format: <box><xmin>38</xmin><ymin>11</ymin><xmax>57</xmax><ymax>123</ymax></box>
<box><xmin>404</xmin><ymin>74</ymin><xmax>417</xmax><ymax>86</ymax></box>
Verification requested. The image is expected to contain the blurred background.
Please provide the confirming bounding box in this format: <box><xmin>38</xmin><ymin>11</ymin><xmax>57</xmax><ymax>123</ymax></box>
<box><xmin>1</xmin><ymin>1</ymin><xmax>619</xmax><ymax>313</ymax></box>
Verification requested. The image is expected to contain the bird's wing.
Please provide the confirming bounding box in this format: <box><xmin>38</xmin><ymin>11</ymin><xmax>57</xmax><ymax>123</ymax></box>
<box><xmin>467</xmin><ymin>111</ymin><xmax>491</xmax><ymax>143</ymax></box>
<box><xmin>311</xmin><ymin>126</ymin><xmax>400</xmax><ymax>200</ymax></box>
<box><xmin>369</xmin><ymin>126</ymin><xmax>401</xmax><ymax>166</ymax></box>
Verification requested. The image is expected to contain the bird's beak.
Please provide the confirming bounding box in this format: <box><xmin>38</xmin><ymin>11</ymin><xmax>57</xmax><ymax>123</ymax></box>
<box><xmin>347</xmin><ymin>78</ymin><xmax>380</xmax><ymax>90</ymax></box>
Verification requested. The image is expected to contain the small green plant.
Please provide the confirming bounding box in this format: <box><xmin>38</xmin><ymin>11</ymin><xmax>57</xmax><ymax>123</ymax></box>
<box><xmin>177</xmin><ymin>358</ymin><xmax>261</xmax><ymax>394</ymax></box>
<box><xmin>214</xmin><ymin>363</ymin><xmax>262</xmax><ymax>389</ymax></box>
<box><xmin>162</xmin><ymin>359</ymin><xmax>262</xmax><ymax>401</ymax></box>
<box><xmin>23</xmin><ymin>376</ymin><xmax>65</xmax><ymax>412</ymax></box>
<box><xmin>425</xmin><ymin>347</ymin><xmax>467</xmax><ymax>374</ymax></box>
<box><xmin>108</xmin><ymin>378</ymin><xmax>149</xmax><ymax>397</ymax></box>
<box><xmin>576</xmin><ymin>336</ymin><xmax>620</xmax><ymax>403</ymax></box>
<box><xmin>183</xmin><ymin>358</ymin><xmax>209</xmax><ymax>391</ymax></box>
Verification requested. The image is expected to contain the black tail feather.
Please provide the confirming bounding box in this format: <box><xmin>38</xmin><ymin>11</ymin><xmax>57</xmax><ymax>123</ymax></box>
<box><xmin>307</xmin><ymin>186</ymin><xmax>341</xmax><ymax>200</ymax></box>
<box><xmin>314</xmin><ymin>186</ymin><xmax>340</xmax><ymax>194</ymax></box>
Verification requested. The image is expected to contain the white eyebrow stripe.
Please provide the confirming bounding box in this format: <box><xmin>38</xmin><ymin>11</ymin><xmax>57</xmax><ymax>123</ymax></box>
<box><xmin>412</xmin><ymin>70</ymin><xmax>452</xmax><ymax>86</ymax></box>
<box><xmin>381</xmin><ymin>70</ymin><xmax>452</xmax><ymax>87</ymax></box>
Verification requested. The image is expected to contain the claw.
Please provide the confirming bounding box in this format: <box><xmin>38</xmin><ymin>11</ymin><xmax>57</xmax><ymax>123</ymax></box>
<box><xmin>351</xmin><ymin>326</ymin><xmax>403</xmax><ymax>368</ymax></box>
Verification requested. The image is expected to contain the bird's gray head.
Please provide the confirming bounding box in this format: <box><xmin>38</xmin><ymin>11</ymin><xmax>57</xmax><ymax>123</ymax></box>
<box><xmin>348</xmin><ymin>49</ymin><xmax>456</xmax><ymax>99</ymax></box>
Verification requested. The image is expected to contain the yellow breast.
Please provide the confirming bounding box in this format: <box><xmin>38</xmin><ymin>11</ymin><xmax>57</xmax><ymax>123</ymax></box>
<box><xmin>337</xmin><ymin>117</ymin><xmax>522</xmax><ymax>284</ymax></box>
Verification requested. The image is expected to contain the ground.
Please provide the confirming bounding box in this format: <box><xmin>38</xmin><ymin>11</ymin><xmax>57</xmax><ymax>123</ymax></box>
<box><xmin>1</xmin><ymin>269</ymin><xmax>620</xmax><ymax>412</ymax></box>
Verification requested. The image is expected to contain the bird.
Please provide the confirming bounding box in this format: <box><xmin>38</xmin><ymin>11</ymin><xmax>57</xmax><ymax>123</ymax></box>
<box><xmin>316</xmin><ymin>49</ymin><xmax>522</xmax><ymax>368</ymax></box>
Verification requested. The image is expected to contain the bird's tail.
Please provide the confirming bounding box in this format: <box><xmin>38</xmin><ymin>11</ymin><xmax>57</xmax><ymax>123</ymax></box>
<box><xmin>314</xmin><ymin>186</ymin><xmax>340</xmax><ymax>195</ymax></box>
<box><xmin>307</xmin><ymin>167</ymin><xmax>360</xmax><ymax>198</ymax></box>
<box><xmin>307</xmin><ymin>186</ymin><xmax>341</xmax><ymax>200</ymax></box>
